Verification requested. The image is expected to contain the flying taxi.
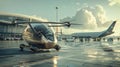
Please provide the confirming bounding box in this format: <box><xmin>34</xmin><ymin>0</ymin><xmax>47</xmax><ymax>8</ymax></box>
<box><xmin>19</xmin><ymin>21</ymin><xmax>76</xmax><ymax>52</ymax></box>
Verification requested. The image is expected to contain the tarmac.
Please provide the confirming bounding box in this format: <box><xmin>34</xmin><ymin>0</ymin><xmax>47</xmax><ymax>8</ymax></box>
<box><xmin>0</xmin><ymin>40</ymin><xmax>120</xmax><ymax>67</ymax></box>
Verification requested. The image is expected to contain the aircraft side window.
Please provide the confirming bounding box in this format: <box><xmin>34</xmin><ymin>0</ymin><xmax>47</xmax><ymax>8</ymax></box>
<box><xmin>45</xmin><ymin>32</ymin><xmax>54</xmax><ymax>41</ymax></box>
<box><xmin>33</xmin><ymin>24</ymin><xmax>54</xmax><ymax>41</ymax></box>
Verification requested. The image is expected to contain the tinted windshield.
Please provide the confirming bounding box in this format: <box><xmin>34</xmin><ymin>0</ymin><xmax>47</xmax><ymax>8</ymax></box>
<box><xmin>34</xmin><ymin>24</ymin><xmax>54</xmax><ymax>41</ymax></box>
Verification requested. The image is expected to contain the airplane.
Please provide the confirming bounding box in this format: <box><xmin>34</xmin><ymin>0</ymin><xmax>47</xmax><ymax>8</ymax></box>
<box><xmin>72</xmin><ymin>21</ymin><xmax>116</xmax><ymax>40</ymax></box>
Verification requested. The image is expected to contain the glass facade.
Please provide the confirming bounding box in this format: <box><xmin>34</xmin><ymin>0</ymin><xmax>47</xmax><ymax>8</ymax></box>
<box><xmin>0</xmin><ymin>14</ymin><xmax>39</xmax><ymax>40</ymax></box>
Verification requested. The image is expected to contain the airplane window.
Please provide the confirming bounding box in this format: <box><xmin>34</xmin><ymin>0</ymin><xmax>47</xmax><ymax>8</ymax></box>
<box><xmin>34</xmin><ymin>24</ymin><xmax>54</xmax><ymax>41</ymax></box>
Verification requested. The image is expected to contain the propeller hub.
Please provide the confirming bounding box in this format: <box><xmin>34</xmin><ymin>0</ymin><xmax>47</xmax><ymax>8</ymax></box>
<box><xmin>64</xmin><ymin>22</ymin><xmax>71</xmax><ymax>27</ymax></box>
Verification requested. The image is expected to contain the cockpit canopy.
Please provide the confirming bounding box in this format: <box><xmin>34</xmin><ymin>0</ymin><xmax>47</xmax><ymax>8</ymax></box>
<box><xmin>33</xmin><ymin>23</ymin><xmax>54</xmax><ymax>41</ymax></box>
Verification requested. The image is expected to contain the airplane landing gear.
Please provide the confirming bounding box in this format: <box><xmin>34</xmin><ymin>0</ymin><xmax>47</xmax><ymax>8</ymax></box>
<box><xmin>54</xmin><ymin>45</ymin><xmax>61</xmax><ymax>51</ymax></box>
<box><xmin>20</xmin><ymin>44</ymin><xmax>37</xmax><ymax>52</ymax></box>
<box><xmin>30</xmin><ymin>47</ymin><xmax>38</xmax><ymax>52</ymax></box>
<box><xmin>20</xmin><ymin>44</ymin><xmax>25</xmax><ymax>51</ymax></box>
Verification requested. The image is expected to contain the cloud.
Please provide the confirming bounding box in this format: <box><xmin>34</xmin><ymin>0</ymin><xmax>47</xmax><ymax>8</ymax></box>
<box><xmin>93</xmin><ymin>5</ymin><xmax>107</xmax><ymax>27</ymax></box>
<box><xmin>74</xmin><ymin>9</ymin><xmax>97</xmax><ymax>29</ymax></box>
<box><xmin>76</xmin><ymin>2</ymin><xmax>80</xmax><ymax>6</ymax></box>
<box><xmin>60</xmin><ymin>5</ymin><xmax>108</xmax><ymax>30</ymax></box>
<box><xmin>59</xmin><ymin>5</ymin><xmax>119</xmax><ymax>34</ymax></box>
<box><xmin>109</xmin><ymin>0</ymin><xmax>120</xmax><ymax>6</ymax></box>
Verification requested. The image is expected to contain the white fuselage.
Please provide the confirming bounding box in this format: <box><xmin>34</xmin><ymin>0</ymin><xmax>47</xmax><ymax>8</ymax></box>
<box><xmin>72</xmin><ymin>21</ymin><xmax>116</xmax><ymax>38</ymax></box>
<box><xmin>72</xmin><ymin>31</ymin><xmax>104</xmax><ymax>38</ymax></box>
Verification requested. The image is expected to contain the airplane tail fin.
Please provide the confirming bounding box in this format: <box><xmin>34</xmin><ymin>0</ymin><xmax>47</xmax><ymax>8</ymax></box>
<box><xmin>106</xmin><ymin>21</ymin><xmax>116</xmax><ymax>33</ymax></box>
<box><xmin>99</xmin><ymin>21</ymin><xmax>116</xmax><ymax>37</ymax></box>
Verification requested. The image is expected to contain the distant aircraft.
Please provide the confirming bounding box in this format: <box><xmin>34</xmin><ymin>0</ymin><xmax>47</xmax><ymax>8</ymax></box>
<box><xmin>72</xmin><ymin>21</ymin><xmax>116</xmax><ymax>39</ymax></box>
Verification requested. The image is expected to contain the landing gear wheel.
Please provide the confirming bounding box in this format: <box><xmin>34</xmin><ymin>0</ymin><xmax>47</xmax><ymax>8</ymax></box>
<box><xmin>54</xmin><ymin>45</ymin><xmax>61</xmax><ymax>51</ymax></box>
<box><xmin>30</xmin><ymin>48</ymin><xmax>37</xmax><ymax>52</ymax></box>
<box><xmin>20</xmin><ymin>44</ymin><xmax>25</xmax><ymax>51</ymax></box>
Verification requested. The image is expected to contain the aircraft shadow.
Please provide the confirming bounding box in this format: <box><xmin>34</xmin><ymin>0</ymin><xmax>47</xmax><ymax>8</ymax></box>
<box><xmin>0</xmin><ymin>48</ymin><xmax>51</xmax><ymax>56</ymax></box>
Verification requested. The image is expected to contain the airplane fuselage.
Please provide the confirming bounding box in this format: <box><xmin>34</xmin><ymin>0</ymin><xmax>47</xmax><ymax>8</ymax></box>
<box><xmin>22</xmin><ymin>23</ymin><xmax>60</xmax><ymax>51</ymax></box>
<box><xmin>72</xmin><ymin>21</ymin><xmax>116</xmax><ymax>38</ymax></box>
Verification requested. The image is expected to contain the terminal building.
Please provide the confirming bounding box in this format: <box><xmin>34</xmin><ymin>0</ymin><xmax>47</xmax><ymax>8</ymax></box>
<box><xmin>0</xmin><ymin>13</ymin><xmax>44</xmax><ymax>40</ymax></box>
<box><xmin>0</xmin><ymin>21</ymin><xmax>24</xmax><ymax>40</ymax></box>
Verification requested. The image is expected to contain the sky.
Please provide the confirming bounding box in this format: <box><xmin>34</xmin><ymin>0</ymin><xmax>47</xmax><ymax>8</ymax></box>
<box><xmin>0</xmin><ymin>0</ymin><xmax>120</xmax><ymax>21</ymax></box>
<box><xmin>0</xmin><ymin>0</ymin><xmax>120</xmax><ymax>35</ymax></box>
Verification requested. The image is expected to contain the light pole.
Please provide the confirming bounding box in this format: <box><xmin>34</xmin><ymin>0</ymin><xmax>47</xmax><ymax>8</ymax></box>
<box><xmin>56</xmin><ymin>7</ymin><xmax>58</xmax><ymax>22</ymax></box>
<box><xmin>55</xmin><ymin>7</ymin><xmax>63</xmax><ymax>35</ymax></box>
<box><xmin>55</xmin><ymin>7</ymin><xmax>59</xmax><ymax>36</ymax></box>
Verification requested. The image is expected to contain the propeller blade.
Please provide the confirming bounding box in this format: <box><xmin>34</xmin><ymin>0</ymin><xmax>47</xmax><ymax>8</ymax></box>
<box><xmin>14</xmin><ymin>21</ymin><xmax>65</xmax><ymax>24</ymax></box>
<box><xmin>63</xmin><ymin>22</ymin><xmax>82</xmax><ymax>27</ymax></box>
<box><xmin>70</xmin><ymin>23</ymin><xmax>82</xmax><ymax>25</ymax></box>
<box><xmin>48</xmin><ymin>25</ymin><xmax>64</xmax><ymax>27</ymax></box>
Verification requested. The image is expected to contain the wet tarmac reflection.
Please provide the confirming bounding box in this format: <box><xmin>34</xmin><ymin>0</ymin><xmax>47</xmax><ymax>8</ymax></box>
<box><xmin>0</xmin><ymin>41</ymin><xmax>120</xmax><ymax>67</ymax></box>
<box><xmin>53</xmin><ymin>56</ymin><xmax>58</xmax><ymax>67</ymax></box>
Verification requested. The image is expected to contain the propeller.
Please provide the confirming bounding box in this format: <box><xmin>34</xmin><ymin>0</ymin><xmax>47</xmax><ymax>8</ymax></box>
<box><xmin>3</xmin><ymin>18</ymin><xmax>82</xmax><ymax>27</ymax></box>
<box><xmin>63</xmin><ymin>22</ymin><xmax>82</xmax><ymax>27</ymax></box>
